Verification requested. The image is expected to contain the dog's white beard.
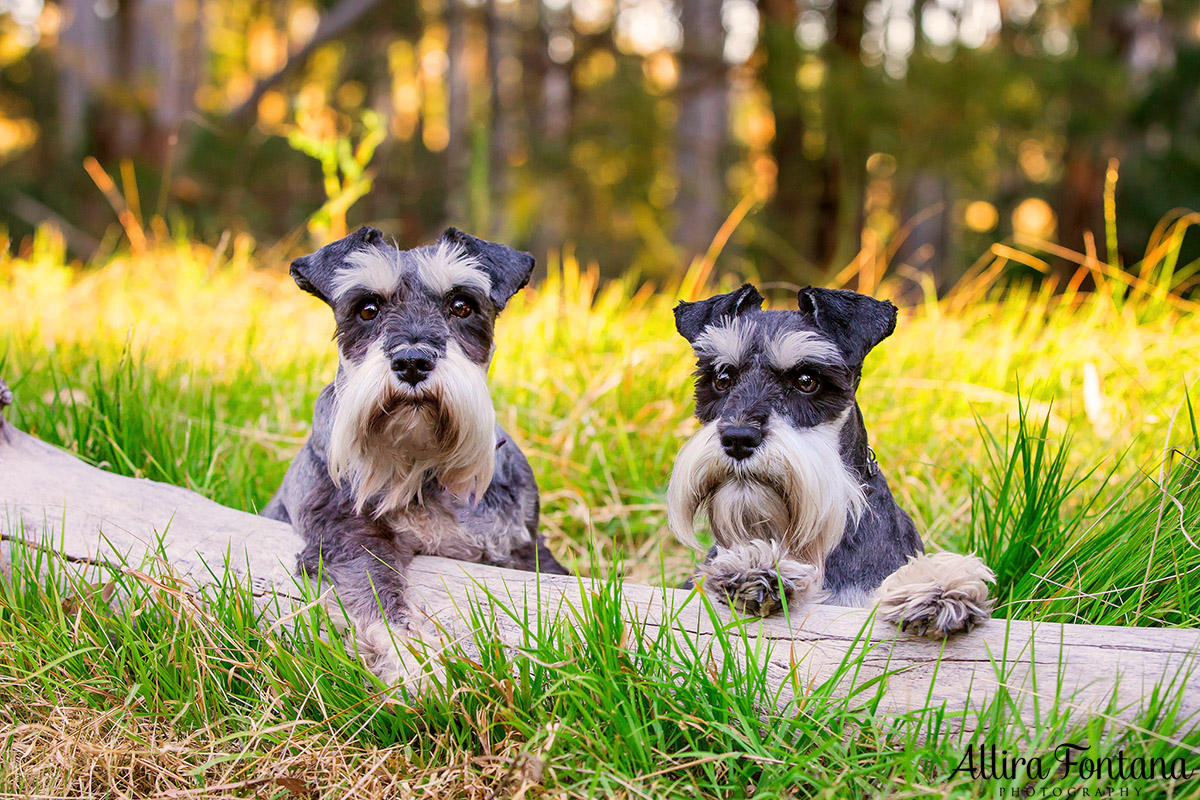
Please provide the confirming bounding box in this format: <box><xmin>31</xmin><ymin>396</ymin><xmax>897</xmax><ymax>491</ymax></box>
<box><xmin>667</xmin><ymin>412</ymin><xmax>866</xmax><ymax>572</ymax></box>
<box><xmin>327</xmin><ymin>340</ymin><xmax>497</xmax><ymax>516</ymax></box>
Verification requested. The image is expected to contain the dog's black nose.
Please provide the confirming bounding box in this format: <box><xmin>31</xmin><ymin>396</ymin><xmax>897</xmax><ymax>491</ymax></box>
<box><xmin>720</xmin><ymin>427</ymin><xmax>763</xmax><ymax>461</ymax></box>
<box><xmin>391</xmin><ymin>351</ymin><xmax>435</xmax><ymax>385</ymax></box>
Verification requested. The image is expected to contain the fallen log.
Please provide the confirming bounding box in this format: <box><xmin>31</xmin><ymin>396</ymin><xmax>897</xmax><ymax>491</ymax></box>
<box><xmin>1</xmin><ymin>421</ymin><xmax>1198</xmax><ymax>731</ymax></box>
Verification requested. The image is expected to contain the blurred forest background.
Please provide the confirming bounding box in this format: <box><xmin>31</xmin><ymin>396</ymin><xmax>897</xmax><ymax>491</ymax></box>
<box><xmin>0</xmin><ymin>0</ymin><xmax>1198</xmax><ymax>286</ymax></box>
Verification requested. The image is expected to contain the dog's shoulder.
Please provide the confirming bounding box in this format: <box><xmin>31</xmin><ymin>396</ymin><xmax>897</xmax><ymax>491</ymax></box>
<box><xmin>479</xmin><ymin>425</ymin><xmax>537</xmax><ymax>513</ymax></box>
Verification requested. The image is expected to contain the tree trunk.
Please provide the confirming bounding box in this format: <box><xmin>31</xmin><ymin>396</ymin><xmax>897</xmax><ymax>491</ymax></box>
<box><xmin>1059</xmin><ymin>147</ymin><xmax>1105</xmax><ymax>258</ymax></box>
<box><xmin>107</xmin><ymin>0</ymin><xmax>141</xmax><ymax>158</ymax></box>
<box><xmin>897</xmin><ymin>172</ymin><xmax>951</xmax><ymax>289</ymax></box>
<box><xmin>821</xmin><ymin>0</ymin><xmax>867</xmax><ymax>272</ymax></box>
<box><xmin>59</xmin><ymin>0</ymin><xmax>206</xmax><ymax>165</ymax></box>
<box><xmin>137</xmin><ymin>0</ymin><xmax>205</xmax><ymax>163</ymax></box>
<box><xmin>486</xmin><ymin>0</ymin><xmax>521</xmax><ymax>239</ymax></box>
<box><xmin>758</xmin><ymin>0</ymin><xmax>813</xmax><ymax>274</ymax></box>
<box><xmin>445</xmin><ymin>0</ymin><xmax>471</xmax><ymax>227</ymax></box>
<box><xmin>1057</xmin><ymin>0</ymin><xmax>1130</xmax><ymax>266</ymax></box>
<box><xmin>2</xmin><ymin>420</ymin><xmax>1199</xmax><ymax>728</ymax></box>
<box><xmin>530</xmin><ymin>8</ymin><xmax>572</xmax><ymax>265</ymax></box>
<box><xmin>57</xmin><ymin>0</ymin><xmax>112</xmax><ymax>154</ymax></box>
<box><xmin>674</xmin><ymin>0</ymin><xmax>729</xmax><ymax>262</ymax></box>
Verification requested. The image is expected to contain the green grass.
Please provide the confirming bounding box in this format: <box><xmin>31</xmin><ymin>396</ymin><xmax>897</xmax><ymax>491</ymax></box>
<box><xmin>2</xmin><ymin>520</ymin><xmax>1198</xmax><ymax>798</ymax></box>
<box><xmin>2</xmin><ymin>224</ymin><xmax>1200</xmax><ymax>797</ymax></box>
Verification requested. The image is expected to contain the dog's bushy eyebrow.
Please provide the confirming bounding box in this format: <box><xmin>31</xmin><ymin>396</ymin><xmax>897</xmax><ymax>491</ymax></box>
<box><xmin>412</xmin><ymin>241</ymin><xmax>493</xmax><ymax>297</ymax></box>
<box><xmin>332</xmin><ymin>246</ymin><xmax>402</xmax><ymax>301</ymax></box>
<box><xmin>290</xmin><ymin>226</ymin><xmax>385</xmax><ymax>304</ymax></box>
<box><xmin>692</xmin><ymin>316</ymin><xmax>756</xmax><ymax>367</ymax></box>
<box><xmin>440</xmin><ymin>227</ymin><xmax>535</xmax><ymax>310</ymax></box>
<box><xmin>764</xmin><ymin>330</ymin><xmax>844</xmax><ymax>370</ymax></box>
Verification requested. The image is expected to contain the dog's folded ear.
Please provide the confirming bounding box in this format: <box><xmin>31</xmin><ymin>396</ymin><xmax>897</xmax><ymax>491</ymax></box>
<box><xmin>796</xmin><ymin>287</ymin><xmax>897</xmax><ymax>364</ymax></box>
<box><xmin>674</xmin><ymin>283</ymin><xmax>764</xmax><ymax>344</ymax></box>
<box><xmin>290</xmin><ymin>226</ymin><xmax>386</xmax><ymax>305</ymax></box>
<box><xmin>440</xmin><ymin>228</ymin><xmax>535</xmax><ymax>311</ymax></box>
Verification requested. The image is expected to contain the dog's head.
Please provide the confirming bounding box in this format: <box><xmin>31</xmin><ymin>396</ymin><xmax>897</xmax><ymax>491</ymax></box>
<box><xmin>291</xmin><ymin>226</ymin><xmax>535</xmax><ymax>515</ymax></box>
<box><xmin>667</xmin><ymin>284</ymin><xmax>896</xmax><ymax>566</ymax></box>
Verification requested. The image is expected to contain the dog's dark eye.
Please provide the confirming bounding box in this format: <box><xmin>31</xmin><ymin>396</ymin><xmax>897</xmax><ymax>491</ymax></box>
<box><xmin>449</xmin><ymin>294</ymin><xmax>474</xmax><ymax>318</ymax></box>
<box><xmin>358</xmin><ymin>302</ymin><xmax>379</xmax><ymax>322</ymax></box>
<box><xmin>712</xmin><ymin>368</ymin><xmax>735</xmax><ymax>392</ymax></box>
<box><xmin>794</xmin><ymin>373</ymin><xmax>820</xmax><ymax>394</ymax></box>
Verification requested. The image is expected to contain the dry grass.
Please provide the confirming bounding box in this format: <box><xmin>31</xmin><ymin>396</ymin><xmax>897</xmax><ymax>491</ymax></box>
<box><xmin>0</xmin><ymin>693</ymin><xmax>561</xmax><ymax>799</ymax></box>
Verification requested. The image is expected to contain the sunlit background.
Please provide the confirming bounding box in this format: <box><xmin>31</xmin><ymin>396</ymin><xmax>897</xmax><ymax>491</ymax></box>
<box><xmin>0</xmin><ymin>0</ymin><xmax>1198</xmax><ymax>285</ymax></box>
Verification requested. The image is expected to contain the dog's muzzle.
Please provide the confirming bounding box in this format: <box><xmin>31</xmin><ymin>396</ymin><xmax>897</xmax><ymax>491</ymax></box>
<box><xmin>328</xmin><ymin>338</ymin><xmax>498</xmax><ymax>515</ymax></box>
<box><xmin>667</xmin><ymin>414</ymin><xmax>867</xmax><ymax>564</ymax></box>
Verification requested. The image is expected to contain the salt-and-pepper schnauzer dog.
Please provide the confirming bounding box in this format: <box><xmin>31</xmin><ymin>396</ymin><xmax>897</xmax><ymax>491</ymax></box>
<box><xmin>263</xmin><ymin>226</ymin><xmax>566</xmax><ymax>682</ymax></box>
<box><xmin>669</xmin><ymin>284</ymin><xmax>994</xmax><ymax>637</ymax></box>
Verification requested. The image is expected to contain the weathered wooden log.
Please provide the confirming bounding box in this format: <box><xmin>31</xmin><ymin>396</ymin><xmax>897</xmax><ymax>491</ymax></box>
<box><xmin>2</xmin><ymin>422</ymin><xmax>1198</xmax><ymax>730</ymax></box>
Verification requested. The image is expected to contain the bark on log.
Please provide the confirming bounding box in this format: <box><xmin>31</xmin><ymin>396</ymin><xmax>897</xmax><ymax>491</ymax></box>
<box><xmin>2</xmin><ymin>423</ymin><xmax>1198</xmax><ymax>730</ymax></box>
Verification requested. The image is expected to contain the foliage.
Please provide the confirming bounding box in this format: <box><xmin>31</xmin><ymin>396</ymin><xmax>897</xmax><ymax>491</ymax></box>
<box><xmin>287</xmin><ymin>109</ymin><xmax>386</xmax><ymax>243</ymax></box>
<box><xmin>3</xmin><ymin>2</ymin><xmax>1200</xmax><ymax>283</ymax></box>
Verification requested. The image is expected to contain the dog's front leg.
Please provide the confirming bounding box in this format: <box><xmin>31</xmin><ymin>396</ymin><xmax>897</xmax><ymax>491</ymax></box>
<box><xmin>296</xmin><ymin>496</ymin><xmax>436</xmax><ymax>688</ymax></box>
<box><xmin>875</xmin><ymin>552</ymin><xmax>995</xmax><ymax>636</ymax></box>
<box><xmin>316</xmin><ymin>545</ymin><xmax>429</xmax><ymax>687</ymax></box>
<box><xmin>695</xmin><ymin>539</ymin><xmax>824</xmax><ymax>617</ymax></box>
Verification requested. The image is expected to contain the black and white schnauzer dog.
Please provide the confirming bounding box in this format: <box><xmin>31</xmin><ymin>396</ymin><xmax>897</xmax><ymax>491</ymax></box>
<box><xmin>669</xmin><ymin>284</ymin><xmax>994</xmax><ymax>636</ymax></box>
<box><xmin>263</xmin><ymin>226</ymin><xmax>566</xmax><ymax>681</ymax></box>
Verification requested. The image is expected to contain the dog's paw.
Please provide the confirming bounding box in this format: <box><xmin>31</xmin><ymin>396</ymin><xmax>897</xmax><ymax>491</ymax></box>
<box><xmin>356</xmin><ymin>620</ymin><xmax>446</xmax><ymax>695</ymax></box>
<box><xmin>876</xmin><ymin>552</ymin><xmax>995</xmax><ymax>637</ymax></box>
<box><xmin>698</xmin><ymin>540</ymin><xmax>822</xmax><ymax>617</ymax></box>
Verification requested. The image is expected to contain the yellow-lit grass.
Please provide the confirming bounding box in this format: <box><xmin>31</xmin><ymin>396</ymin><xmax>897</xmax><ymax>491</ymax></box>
<box><xmin>2</xmin><ymin>225</ymin><xmax>1198</xmax><ymax>584</ymax></box>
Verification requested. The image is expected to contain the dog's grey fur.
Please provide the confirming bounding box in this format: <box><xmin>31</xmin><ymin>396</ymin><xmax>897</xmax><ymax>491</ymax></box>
<box><xmin>263</xmin><ymin>226</ymin><xmax>566</xmax><ymax>676</ymax></box>
<box><xmin>669</xmin><ymin>284</ymin><xmax>993</xmax><ymax>635</ymax></box>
